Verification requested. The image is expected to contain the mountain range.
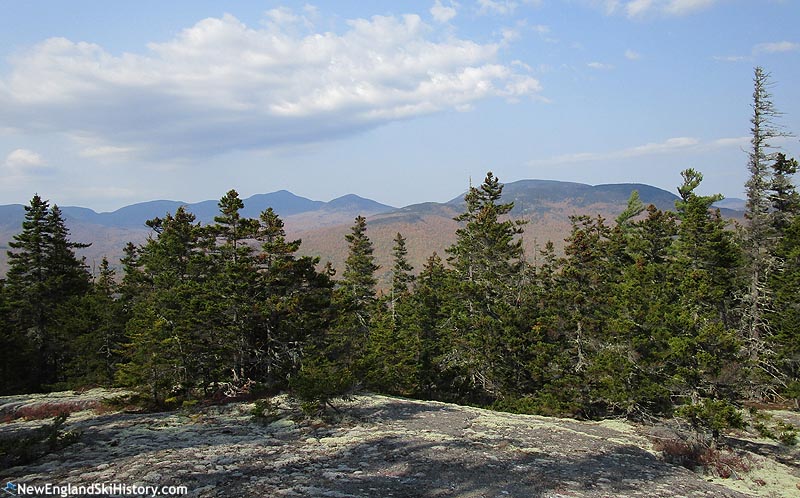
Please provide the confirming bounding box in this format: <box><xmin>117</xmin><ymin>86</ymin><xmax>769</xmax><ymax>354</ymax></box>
<box><xmin>0</xmin><ymin>180</ymin><xmax>745</xmax><ymax>281</ymax></box>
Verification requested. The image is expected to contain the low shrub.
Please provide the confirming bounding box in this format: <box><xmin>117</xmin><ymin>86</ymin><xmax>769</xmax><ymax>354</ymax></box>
<box><xmin>652</xmin><ymin>434</ymin><xmax>751</xmax><ymax>478</ymax></box>
<box><xmin>0</xmin><ymin>414</ymin><xmax>80</xmax><ymax>468</ymax></box>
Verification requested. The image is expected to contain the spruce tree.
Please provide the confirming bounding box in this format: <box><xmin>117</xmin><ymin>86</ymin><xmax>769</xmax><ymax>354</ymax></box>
<box><xmin>341</xmin><ymin>215</ymin><xmax>379</xmax><ymax>310</ymax></box>
<box><xmin>207</xmin><ymin>190</ymin><xmax>260</xmax><ymax>383</ymax></box>
<box><xmin>767</xmin><ymin>154</ymin><xmax>800</xmax><ymax>402</ymax></box>
<box><xmin>5</xmin><ymin>195</ymin><xmax>91</xmax><ymax>391</ymax></box>
<box><xmin>117</xmin><ymin>206</ymin><xmax>218</xmax><ymax>403</ymax></box>
<box><xmin>291</xmin><ymin>216</ymin><xmax>378</xmax><ymax>412</ymax></box>
<box><xmin>252</xmin><ymin>207</ymin><xmax>331</xmax><ymax>388</ymax></box>
<box><xmin>389</xmin><ymin>232</ymin><xmax>414</xmax><ymax>319</ymax></box>
<box><xmin>445</xmin><ymin>172</ymin><xmax>527</xmax><ymax>401</ymax></box>
<box><xmin>410</xmin><ymin>252</ymin><xmax>454</xmax><ymax>399</ymax></box>
<box><xmin>365</xmin><ymin>233</ymin><xmax>418</xmax><ymax>395</ymax></box>
<box><xmin>741</xmin><ymin>67</ymin><xmax>790</xmax><ymax>362</ymax></box>
<box><xmin>672</xmin><ymin>169</ymin><xmax>742</xmax><ymax>403</ymax></box>
<box><xmin>61</xmin><ymin>258</ymin><xmax>126</xmax><ymax>387</ymax></box>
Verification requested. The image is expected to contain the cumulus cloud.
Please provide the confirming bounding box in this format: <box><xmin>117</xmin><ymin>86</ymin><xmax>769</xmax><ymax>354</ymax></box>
<box><xmin>3</xmin><ymin>148</ymin><xmax>50</xmax><ymax>174</ymax></box>
<box><xmin>0</xmin><ymin>10</ymin><xmax>540</xmax><ymax>160</ymax></box>
<box><xmin>430</xmin><ymin>0</ymin><xmax>458</xmax><ymax>22</ymax></box>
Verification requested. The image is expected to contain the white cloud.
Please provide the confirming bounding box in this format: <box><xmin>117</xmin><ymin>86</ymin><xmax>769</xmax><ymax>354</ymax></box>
<box><xmin>714</xmin><ymin>41</ymin><xmax>798</xmax><ymax>62</ymax></box>
<box><xmin>710</xmin><ymin>136</ymin><xmax>749</xmax><ymax>149</ymax></box>
<box><xmin>587</xmin><ymin>61</ymin><xmax>614</xmax><ymax>70</ymax></box>
<box><xmin>501</xmin><ymin>27</ymin><xmax>521</xmax><ymax>43</ymax></box>
<box><xmin>625</xmin><ymin>0</ymin><xmax>653</xmax><ymax>18</ymax></box>
<box><xmin>476</xmin><ymin>0</ymin><xmax>530</xmax><ymax>15</ymax></box>
<box><xmin>589</xmin><ymin>0</ymin><xmax>718</xmax><ymax>18</ymax></box>
<box><xmin>265</xmin><ymin>6</ymin><xmax>302</xmax><ymax>26</ymax></box>
<box><xmin>4</xmin><ymin>148</ymin><xmax>47</xmax><ymax>171</ymax></box>
<box><xmin>0</xmin><ymin>10</ymin><xmax>541</xmax><ymax>160</ymax></box>
<box><xmin>663</xmin><ymin>0</ymin><xmax>716</xmax><ymax>16</ymax></box>
<box><xmin>753</xmin><ymin>41</ymin><xmax>799</xmax><ymax>54</ymax></box>
<box><xmin>79</xmin><ymin>145</ymin><xmax>137</xmax><ymax>158</ymax></box>
<box><xmin>430</xmin><ymin>0</ymin><xmax>458</xmax><ymax>23</ymax></box>
<box><xmin>624</xmin><ymin>49</ymin><xmax>641</xmax><ymax>60</ymax></box>
<box><xmin>529</xmin><ymin>136</ymin><xmax>739</xmax><ymax>165</ymax></box>
<box><xmin>713</xmin><ymin>55</ymin><xmax>748</xmax><ymax>62</ymax></box>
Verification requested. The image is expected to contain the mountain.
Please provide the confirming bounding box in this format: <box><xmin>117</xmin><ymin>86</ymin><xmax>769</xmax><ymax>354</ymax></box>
<box><xmin>0</xmin><ymin>180</ymin><xmax>739</xmax><ymax>280</ymax></box>
<box><xmin>291</xmin><ymin>180</ymin><xmax>732</xmax><ymax>286</ymax></box>
<box><xmin>0</xmin><ymin>191</ymin><xmax>393</xmax><ymax>231</ymax></box>
<box><xmin>713</xmin><ymin>197</ymin><xmax>747</xmax><ymax>212</ymax></box>
<box><xmin>0</xmin><ymin>190</ymin><xmax>394</xmax><ymax>274</ymax></box>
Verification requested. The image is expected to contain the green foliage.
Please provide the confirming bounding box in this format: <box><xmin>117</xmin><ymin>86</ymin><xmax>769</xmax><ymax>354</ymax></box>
<box><xmin>749</xmin><ymin>410</ymin><xmax>798</xmax><ymax>446</ymax></box>
<box><xmin>250</xmin><ymin>398</ymin><xmax>282</xmax><ymax>423</ymax></box>
<box><xmin>444</xmin><ymin>172</ymin><xmax>528</xmax><ymax>402</ymax></box>
<box><xmin>3</xmin><ymin>74</ymin><xmax>797</xmax><ymax>437</ymax></box>
<box><xmin>677</xmin><ymin>399</ymin><xmax>745</xmax><ymax>440</ymax></box>
<box><xmin>3</xmin><ymin>195</ymin><xmax>92</xmax><ymax>393</ymax></box>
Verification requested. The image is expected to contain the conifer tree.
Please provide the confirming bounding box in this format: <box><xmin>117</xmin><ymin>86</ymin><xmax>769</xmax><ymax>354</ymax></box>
<box><xmin>292</xmin><ymin>216</ymin><xmax>377</xmax><ymax>412</ymax></box>
<box><xmin>671</xmin><ymin>169</ymin><xmax>742</xmax><ymax>403</ymax></box>
<box><xmin>365</xmin><ymin>233</ymin><xmax>418</xmax><ymax>394</ymax></box>
<box><xmin>252</xmin><ymin>207</ymin><xmax>332</xmax><ymax>387</ymax></box>
<box><xmin>741</xmin><ymin>67</ymin><xmax>790</xmax><ymax>362</ymax></box>
<box><xmin>117</xmin><ymin>206</ymin><xmax>218</xmax><ymax>403</ymax></box>
<box><xmin>445</xmin><ymin>172</ymin><xmax>527</xmax><ymax>401</ymax></box>
<box><xmin>207</xmin><ymin>190</ymin><xmax>260</xmax><ymax>382</ymax></box>
<box><xmin>0</xmin><ymin>278</ymin><xmax>30</xmax><ymax>394</ymax></box>
<box><xmin>409</xmin><ymin>252</ymin><xmax>455</xmax><ymax>399</ymax></box>
<box><xmin>5</xmin><ymin>195</ymin><xmax>91</xmax><ymax>391</ymax></box>
<box><xmin>768</xmin><ymin>153</ymin><xmax>799</xmax><ymax>232</ymax></box>
<box><xmin>341</xmin><ymin>215</ymin><xmax>379</xmax><ymax>310</ymax></box>
<box><xmin>61</xmin><ymin>258</ymin><xmax>126</xmax><ymax>387</ymax></box>
<box><xmin>766</xmin><ymin>154</ymin><xmax>800</xmax><ymax>402</ymax></box>
<box><xmin>389</xmin><ymin>232</ymin><xmax>414</xmax><ymax>318</ymax></box>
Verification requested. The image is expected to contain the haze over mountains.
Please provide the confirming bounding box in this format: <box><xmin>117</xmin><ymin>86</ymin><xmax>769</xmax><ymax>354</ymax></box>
<box><xmin>0</xmin><ymin>179</ymin><xmax>744</xmax><ymax>280</ymax></box>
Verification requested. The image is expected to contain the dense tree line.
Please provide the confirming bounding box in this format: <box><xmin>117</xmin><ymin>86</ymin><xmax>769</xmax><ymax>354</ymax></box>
<box><xmin>1</xmin><ymin>68</ymin><xmax>798</xmax><ymax>425</ymax></box>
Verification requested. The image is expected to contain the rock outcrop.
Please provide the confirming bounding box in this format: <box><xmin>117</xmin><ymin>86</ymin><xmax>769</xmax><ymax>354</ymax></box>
<box><xmin>1</xmin><ymin>390</ymin><xmax>798</xmax><ymax>497</ymax></box>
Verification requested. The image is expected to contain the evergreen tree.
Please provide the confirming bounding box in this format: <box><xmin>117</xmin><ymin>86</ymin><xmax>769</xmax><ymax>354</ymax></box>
<box><xmin>768</xmin><ymin>153</ymin><xmax>800</xmax><ymax>232</ymax></box>
<box><xmin>769</xmin><ymin>214</ymin><xmax>800</xmax><ymax>405</ymax></box>
<box><xmin>445</xmin><ymin>172</ymin><xmax>527</xmax><ymax>401</ymax></box>
<box><xmin>389</xmin><ymin>232</ymin><xmax>415</xmax><ymax>319</ymax></box>
<box><xmin>60</xmin><ymin>258</ymin><xmax>126</xmax><ymax>387</ymax></box>
<box><xmin>767</xmin><ymin>154</ymin><xmax>800</xmax><ymax>402</ymax></box>
<box><xmin>291</xmin><ymin>216</ymin><xmax>378</xmax><ymax>412</ymax></box>
<box><xmin>410</xmin><ymin>252</ymin><xmax>453</xmax><ymax>398</ymax></box>
<box><xmin>365</xmin><ymin>233</ymin><xmax>418</xmax><ymax>395</ymax></box>
<box><xmin>5</xmin><ymin>195</ymin><xmax>91</xmax><ymax>391</ymax></box>
<box><xmin>207</xmin><ymin>190</ymin><xmax>260</xmax><ymax>382</ymax></box>
<box><xmin>558</xmin><ymin>214</ymin><xmax>617</xmax><ymax>416</ymax></box>
<box><xmin>252</xmin><ymin>207</ymin><xmax>332</xmax><ymax>388</ymax></box>
<box><xmin>117</xmin><ymin>206</ymin><xmax>218</xmax><ymax>403</ymax></box>
<box><xmin>608</xmin><ymin>204</ymin><xmax>679</xmax><ymax>417</ymax></box>
<box><xmin>741</xmin><ymin>67</ymin><xmax>790</xmax><ymax>363</ymax></box>
<box><xmin>341</xmin><ymin>215</ymin><xmax>379</xmax><ymax>310</ymax></box>
<box><xmin>0</xmin><ymin>278</ymin><xmax>31</xmax><ymax>394</ymax></box>
<box><xmin>671</xmin><ymin>169</ymin><xmax>742</xmax><ymax>403</ymax></box>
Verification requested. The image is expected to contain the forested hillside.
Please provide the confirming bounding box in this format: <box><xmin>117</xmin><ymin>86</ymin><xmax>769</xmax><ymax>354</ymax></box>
<box><xmin>1</xmin><ymin>68</ymin><xmax>797</xmax><ymax>441</ymax></box>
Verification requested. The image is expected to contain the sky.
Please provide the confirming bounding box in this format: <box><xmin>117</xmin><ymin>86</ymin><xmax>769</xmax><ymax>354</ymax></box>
<box><xmin>1</xmin><ymin>0</ymin><xmax>799</xmax><ymax>212</ymax></box>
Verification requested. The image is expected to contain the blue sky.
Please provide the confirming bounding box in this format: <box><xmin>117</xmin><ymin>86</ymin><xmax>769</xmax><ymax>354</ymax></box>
<box><xmin>1</xmin><ymin>0</ymin><xmax>798</xmax><ymax>212</ymax></box>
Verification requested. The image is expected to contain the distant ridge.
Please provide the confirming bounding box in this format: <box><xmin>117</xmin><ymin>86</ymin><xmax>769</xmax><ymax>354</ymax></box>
<box><xmin>0</xmin><ymin>191</ymin><xmax>395</xmax><ymax>231</ymax></box>
<box><xmin>0</xmin><ymin>180</ymin><xmax>744</xmax><ymax>277</ymax></box>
